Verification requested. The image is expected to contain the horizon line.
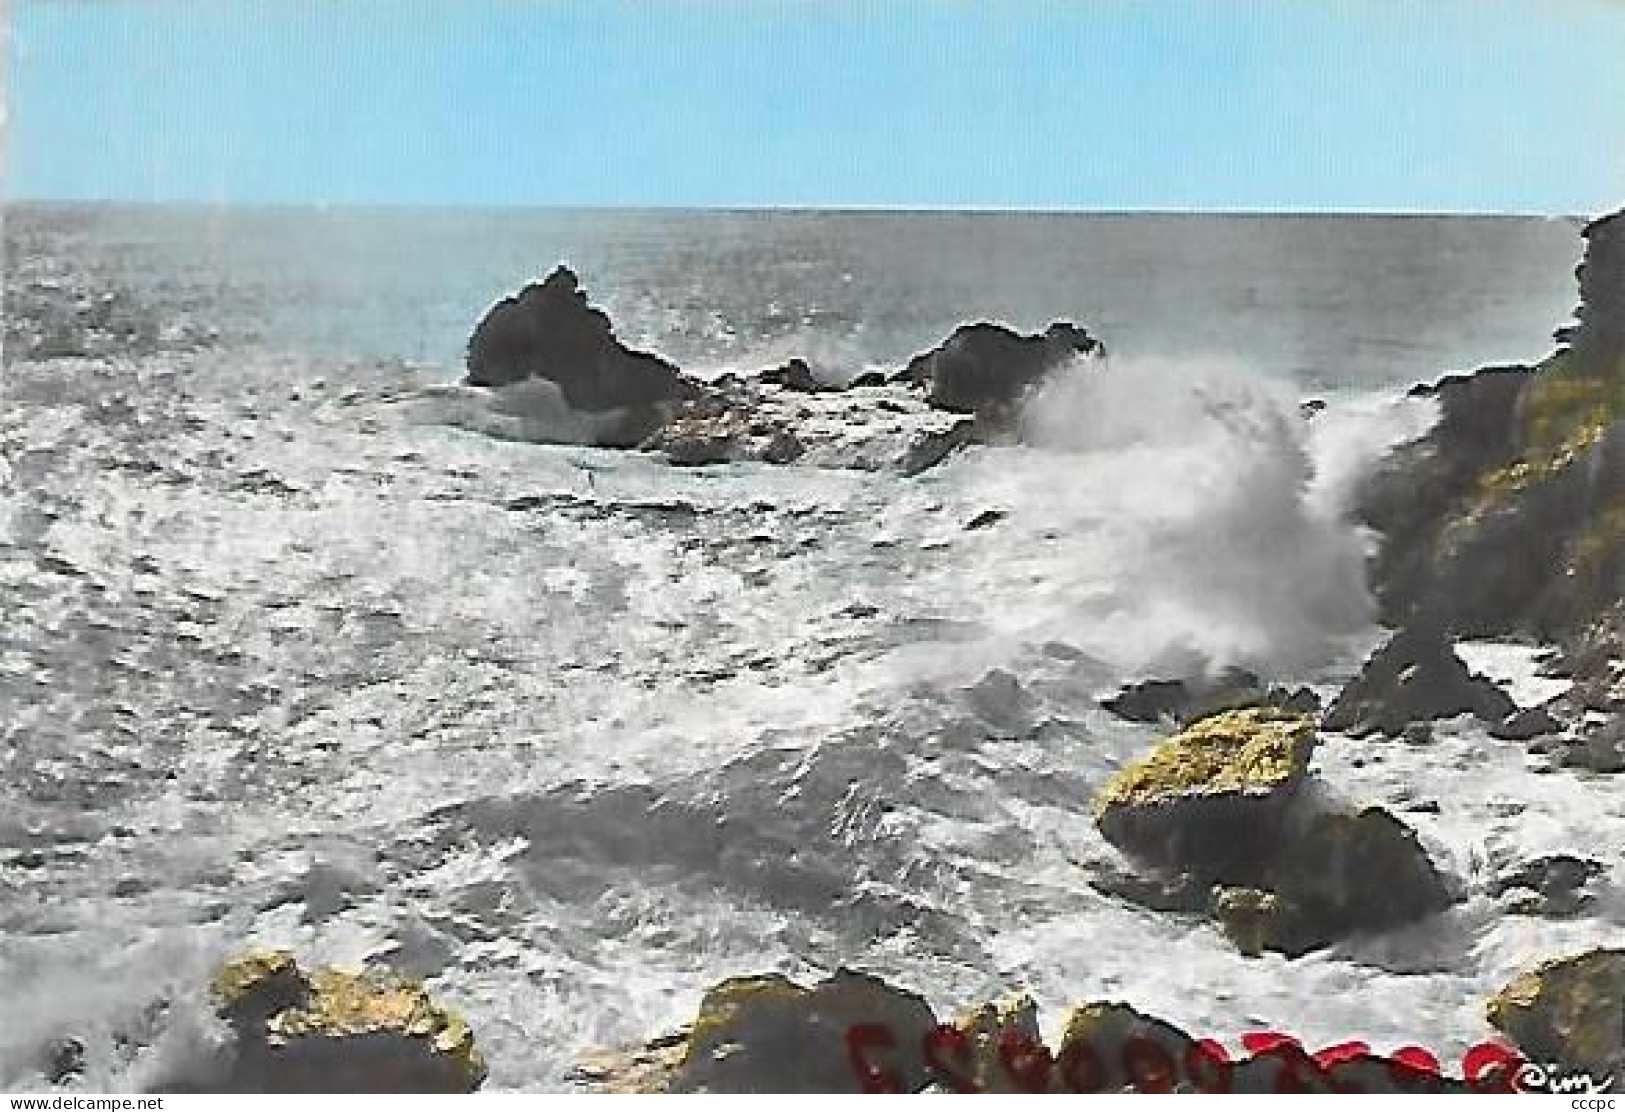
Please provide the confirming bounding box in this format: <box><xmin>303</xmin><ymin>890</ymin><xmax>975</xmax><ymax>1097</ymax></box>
<box><xmin>2</xmin><ymin>197</ymin><xmax>1601</xmax><ymax>222</ymax></box>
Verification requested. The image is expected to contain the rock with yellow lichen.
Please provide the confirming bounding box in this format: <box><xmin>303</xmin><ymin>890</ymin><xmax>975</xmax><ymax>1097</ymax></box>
<box><xmin>571</xmin><ymin>968</ymin><xmax>938</xmax><ymax>1093</ymax></box>
<box><xmin>1487</xmin><ymin>949</ymin><xmax>1625</xmax><ymax>1077</ymax></box>
<box><xmin>1095</xmin><ymin>707</ymin><xmax>1316</xmax><ymax>882</ymax></box>
<box><xmin>209</xmin><ymin>950</ymin><xmax>486</xmax><ymax>1093</ymax></box>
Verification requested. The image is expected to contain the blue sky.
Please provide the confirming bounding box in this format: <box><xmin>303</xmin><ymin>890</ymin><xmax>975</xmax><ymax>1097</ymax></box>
<box><xmin>10</xmin><ymin>0</ymin><xmax>1625</xmax><ymax>212</ymax></box>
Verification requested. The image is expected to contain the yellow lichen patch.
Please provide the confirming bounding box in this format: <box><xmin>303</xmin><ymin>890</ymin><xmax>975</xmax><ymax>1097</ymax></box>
<box><xmin>1486</xmin><ymin>949</ymin><xmax>1625</xmax><ymax>1075</ymax></box>
<box><xmin>1475</xmin><ymin>354</ymin><xmax>1625</xmax><ymax>510</ymax></box>
<box><xmin>1095</xmin><ymin>708</ymin><xmax>1315</xmax><ymax>815</ymax></box>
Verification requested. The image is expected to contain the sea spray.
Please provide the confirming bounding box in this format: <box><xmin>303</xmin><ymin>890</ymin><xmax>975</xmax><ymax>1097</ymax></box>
<box><xmin>944</xmin><ymin>355</ymin><xmax>1442</xmax><ymax>677</ymax></box>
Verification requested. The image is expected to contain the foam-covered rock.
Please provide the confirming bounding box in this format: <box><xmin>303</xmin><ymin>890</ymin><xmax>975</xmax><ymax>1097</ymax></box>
<box><xmin>1323</xmin><ymin>624</ymin><xmax>1517</xmax><ymax>737</ymax></box>
<box><xmin>1486</xmin><ymin>949</ymin><xmax>1625</xmax><ymax>1077</ymax></box>
<box><xmin>1094</xmin><ymin>707</ymin><xmax>1316</xmax><ymax>881</ymax></box>
<box><xmin>208</xmin><ymin>950</ymin><xmax>486</xmax><ymax>1093</ymax></box>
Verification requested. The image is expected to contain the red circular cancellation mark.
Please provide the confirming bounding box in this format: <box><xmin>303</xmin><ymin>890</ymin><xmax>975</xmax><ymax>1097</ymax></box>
<box><xmin>845</xmin><ymin>1021</ymin><xmax>1526</xmax><ymax>1094</ymax></box>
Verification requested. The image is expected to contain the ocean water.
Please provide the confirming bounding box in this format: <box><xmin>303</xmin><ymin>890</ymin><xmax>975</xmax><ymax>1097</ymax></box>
<box><xmin>3</xmin><ymin>205</ymin><xmax>1621</xmax><ymax>1091</ymax></box>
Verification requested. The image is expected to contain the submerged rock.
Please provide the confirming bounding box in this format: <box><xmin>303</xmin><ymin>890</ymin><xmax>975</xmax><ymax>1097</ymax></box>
<box><xmin>1323</xmin><ymin>624</ymin><xmax>1517</xmax><ymax>737</ymax></box>
<box><xmin>895</xmin><ymin>321</ymin><xmax>1102</xmax><ymax>423</ymax></box>
<box><xmin>1486</xmin><ymin>949</ymin><xmax>1625</xmax><ymax>1077</ymax></box>
<box><xmin>1094</xmin><ymin>707</ymin><xmax>1317</xmax><ymax>881</ymax></box>
<box><xmin>207</xmin><ymin>950</ymin><xmax>486</xmax><ymax>1093</ymax></box>
<box><xmin>465</xmin><ymin>267</ymin><xmax>704</xmax><ymax>446</ymax></box>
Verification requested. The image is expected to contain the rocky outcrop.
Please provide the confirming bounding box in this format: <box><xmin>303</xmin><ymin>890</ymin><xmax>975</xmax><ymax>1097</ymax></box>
<box><xmin>1486</xmin><ymin>949</ymin><xmax>1625</xmax><ymax>1078</ymax></box>
<box><xmin>1094</xmin><ymin>710</ymin><xmax>1454</xmax><ymax>955</ymax></box>
<box><xmin>574</xmin><ymin>969</ymin><xmax>938</xmax><ymax>1093</ymax></box>
<box><xmin>205</xmin><ymin>951</ymin><xmax>486</xmax><ymax>1093</ymax></box>
<box><xmin>1095</xmin><ymin>708</ymin><xmax>1317</xmax><ymax>881</ymax></box>
<box><xmin>640</xmin><ymin>382</ymin><xmax>974</xmax><ymax>472</ymax></box>
<box><xmin>1357</xmin><ymin>207</ymin><xmax>1625</xmax><ymax>643</ymax></box>
<box><xmin>1101</xmin><ymin>668</ymin><xmax>1320</xmax><ymax>727</ymax></box>
<box><xmin>465</xmin><ymin>267</ymin><xmax>705</xmax><ymax>446</ymax></box>
<box><xmin>1322</xmin><ymin>624</ymin><xmax>1517</xmax><ymax>737</ymax></box>
<box><xmin>895</xmin><ymin>321</ymin><xmax>1102</xmax><ymax>424</ymax></box>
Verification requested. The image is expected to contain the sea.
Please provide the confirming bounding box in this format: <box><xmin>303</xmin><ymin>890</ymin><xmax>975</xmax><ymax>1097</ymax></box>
<box><xmin>3</xmin><ymin>204</ymin><xmax>1621</xmax><ymax>1091</ymax></box>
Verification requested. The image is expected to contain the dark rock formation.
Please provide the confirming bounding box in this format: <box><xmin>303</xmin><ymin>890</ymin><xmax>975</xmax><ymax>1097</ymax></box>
<box><xmin>201</xmin><ymin>951</ymin><xmax>486</xmax><ymax>1093</ymax></box>
<box><xmin>1486</xmin><ymin>949</ymin><xmax>1625</xmax><ymax>1078</ymax></box>
<box><xmin>1357</xmin><ymin>207</ymin><xmax>1625</xmax><ymax>643</ymax></box>
<box><xmin>1322</xmin><ymin>624</ymin><xmax>1517</xmax><ymax>737</ymax></box>
<box><xmin>1101</xmin><ymin>668</ymin><xmax>1320</xmax><ymax>727</ymax></box>
<box><xmin>759</xmin><ymin>357</ymin><xmax>833</xmax><ymax>393</ymax></box>
<box><xmin>1563</xmin><ymin>208</ymin><xmax>1625</xmax><ymax>377</ymax></box>
<box><xmin>1490</xmin><ymin>704</ymin><xmax>1562</xmax><ymax>741</ymax></box>
<box><xmin>895</xmin><ymin>321</ymin><xmax>1102</xmax><ymax>423</ymax></box>
<box><xmin>1211</xmin><ymin>808</ymin><xmax>1453</xmax><ymax>957</ymax></box>
<box><xmin>465</xmin><ymin>267</ymin><xmax>704</xmax><ymax>446</ymax></box>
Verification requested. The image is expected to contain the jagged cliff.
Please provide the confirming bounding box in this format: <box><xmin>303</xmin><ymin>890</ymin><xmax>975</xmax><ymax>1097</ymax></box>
<box><xmin>1359</xmin><ymin>208</ymin><xmax>1625</xmax><ymax>647</ymax></box>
